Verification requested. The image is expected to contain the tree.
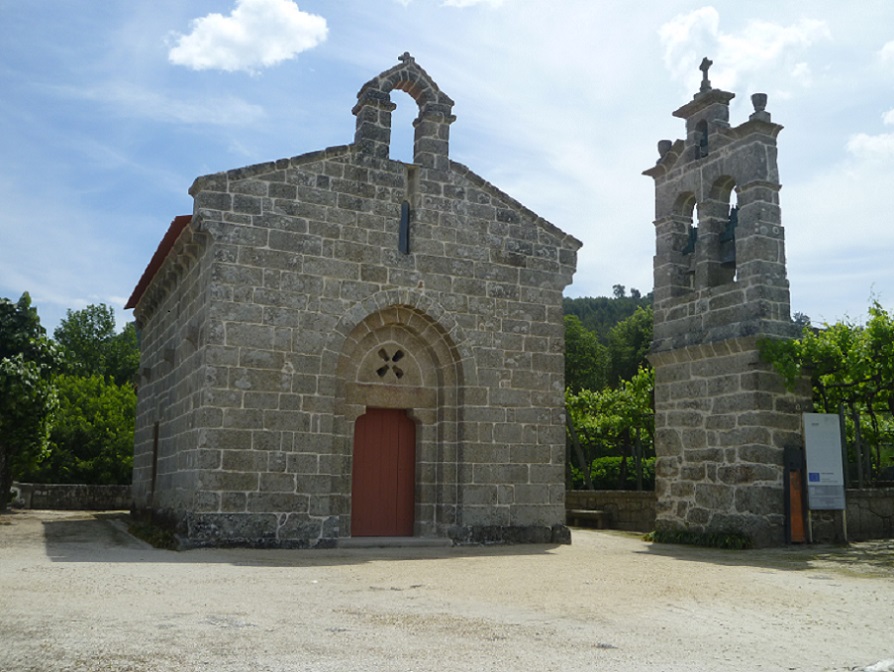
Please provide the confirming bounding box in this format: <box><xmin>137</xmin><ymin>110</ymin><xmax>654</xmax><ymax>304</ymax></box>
<box><xmin>106</xmin><ymin>322</ymin><xmax>140</xmax><ymax>387</ymax></box>
<box><xmin>0</xmin><ymin>294</ymin><xmax>59</xmax><ymax>506</ymax></box>
<box><xmin>607</xmin><ymin>305</ymin><xmax>653</xmax><ymax>385</ymax></box>
<box><xmin>566</xmin><ymin>367</ymin><xmax>655</xmax><ymax>489</ymax></box>
<box><xmin>20</xmin><ymin>374</ymin><xmax>135</xmax><ymax>485</ymax></box>
<box><xmin>54</xmin><ymin>304</ymin><xmax>139</xmax><ymax>385</ymax></box>
<box><xmin>760</xmin><ymin>302</ymin><xmax>894</xmax><ymax>477</ymax></box>
<box><xmin>39</xmin><ymin>303</ymin><xmax>140</xmax><ymax>486</ymax></box>
<box><xmin>564</xmin><ymin>315</ymin><xmax>609</xmax><ymax>393</ymax></box>
<box><xmin>792</xmin><ymin>311</ymin><xmax>811</xmax><ymax>330</ymax></box>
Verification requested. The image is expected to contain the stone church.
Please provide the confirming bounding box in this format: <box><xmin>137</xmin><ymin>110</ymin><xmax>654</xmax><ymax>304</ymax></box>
<box><xmin>126</xmin><ymin>55</ymin><xmax>581</xmax><ymax>548</ymax></box>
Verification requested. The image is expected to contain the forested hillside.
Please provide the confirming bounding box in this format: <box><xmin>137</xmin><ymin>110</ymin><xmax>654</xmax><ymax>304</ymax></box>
<box><xmin>563</xmin><ymin>285</ymin><xmax>651</xmax><ymax>344</ymax></box>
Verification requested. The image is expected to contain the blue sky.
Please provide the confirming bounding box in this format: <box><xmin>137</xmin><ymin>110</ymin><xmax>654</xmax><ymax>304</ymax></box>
<box><xmin>2</xmin><ymin>0</ymin><xmax>894</xmax><ymax>334</ymax></box>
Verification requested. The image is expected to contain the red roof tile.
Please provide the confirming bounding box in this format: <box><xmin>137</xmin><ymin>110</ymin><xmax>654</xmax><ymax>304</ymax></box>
<box><xmin>125</xmin><ymin>215</ymin><xmax>192</xmax><ymax>310</ymax></box>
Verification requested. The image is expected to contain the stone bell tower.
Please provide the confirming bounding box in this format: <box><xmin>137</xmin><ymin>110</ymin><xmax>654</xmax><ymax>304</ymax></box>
<box><xmin>643</xmin><ymin>59</ymin><xmax>809</xmax><ymax>546</ymax></box>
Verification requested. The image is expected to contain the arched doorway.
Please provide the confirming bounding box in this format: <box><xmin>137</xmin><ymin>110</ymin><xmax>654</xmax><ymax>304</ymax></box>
<box><xmin>351</xmin><ymin>408</ymin><xmax>416</xmax><ymax>536</ymax></box>
<box><xmin>333</xmin><ymin>296</ymin><xmax>469</xmax><ymax>539</ymax></box>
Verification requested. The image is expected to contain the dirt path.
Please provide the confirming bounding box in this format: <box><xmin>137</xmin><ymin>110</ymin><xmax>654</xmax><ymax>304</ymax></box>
<box><xmin>1</xmin><ymin>510</ymin><xmax>892</xmax><ymax>672</ymax></box>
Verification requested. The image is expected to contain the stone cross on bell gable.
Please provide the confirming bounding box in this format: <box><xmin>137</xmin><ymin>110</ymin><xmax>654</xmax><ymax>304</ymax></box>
<box><xmin>699</xmin><ymin>57</ymin><xmax>713</xmax><ymax>93</ymax></box>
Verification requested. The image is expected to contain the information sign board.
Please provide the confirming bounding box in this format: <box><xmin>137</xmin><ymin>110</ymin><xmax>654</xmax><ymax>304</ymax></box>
<box><xmin>802</xmin><ymin>413</ymin><xmax>846</xmax><ymax>510</ymax></box>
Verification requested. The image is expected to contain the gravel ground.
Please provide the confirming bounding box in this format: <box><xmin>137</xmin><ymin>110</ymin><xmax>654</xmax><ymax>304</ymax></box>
<box><xmin>0</xmin><ymin>509</ymin><xmax>892</xmax><ymax>672</ymax></box>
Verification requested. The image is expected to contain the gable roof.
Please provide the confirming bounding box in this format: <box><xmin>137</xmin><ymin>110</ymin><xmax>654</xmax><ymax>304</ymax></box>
<box><xmin>125</xmin><ymin>215</ymin><xmax>192</xmax><ymax>310</ymax></box>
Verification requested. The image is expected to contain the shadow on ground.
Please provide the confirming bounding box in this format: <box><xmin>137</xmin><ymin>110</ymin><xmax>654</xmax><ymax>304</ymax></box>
<box><xmin>639</xmin><ymin>534</ymin><xmax>894</xmax><ymax>577</ymax></box>
<box><xmin>21</xmin><ymin>510</ymin><xmax>565</xmax><ymax>567</ymax></box>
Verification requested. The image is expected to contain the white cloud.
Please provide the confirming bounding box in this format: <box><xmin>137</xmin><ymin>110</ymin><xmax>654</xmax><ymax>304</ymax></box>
<box><xmin>658</xmin><ymin>6</ymin><xmax>721</xmax><ymax>84</ymax></box>
<box><xmin>844</xmin><ymin>105</ymin><xmax>894</xmax><ymax>162</ymax></box>
<box><xmin>168</xmin><ymin>0</ymin><xmax>327</xmax><ymax>73</ymax></box>
<box><xmin>790</xmin><ymin>61</ymin><xmax>812</xmax><ymax>86</ymax></box>
<box><xmin>879</xmin><ymin>40</ymin><xmax>894</xmax><ymax>64</ymax></box>
<box><xmin>67</xmin><ymin>82</ymin><xmax>266</xmax><ymax>126</ymax></box>
<box><xmin>659</xmin><ymin>7</ymin><xmax>829</xmax><ymax>93</ymax></box>
<box><xmin>846</xmin><ymin>132</ymin><xmax>894</xmax><ymax>161</ymax></box>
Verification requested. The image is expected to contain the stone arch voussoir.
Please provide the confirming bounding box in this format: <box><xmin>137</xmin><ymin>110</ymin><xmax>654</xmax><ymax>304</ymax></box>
<box><xmin>330</xmin><ymin>289</ymin><xmax>473</xmax><ymax>391</ymax></box>
<box><xmin>673</xmin><ymin>191</ymin><xmax>697</xmax><ymax>218</ymax></box>
<box><xmin>708</xmin><ymin>175</ymin><xmax>737</xmax><ymax>207</ymax></box>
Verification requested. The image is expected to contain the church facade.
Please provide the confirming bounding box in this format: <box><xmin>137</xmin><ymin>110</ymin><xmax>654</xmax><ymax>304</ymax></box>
<box><xmin>126</xmin><ymin>55</ymin><xmax>581</xmax><ymax>547</ymax></box>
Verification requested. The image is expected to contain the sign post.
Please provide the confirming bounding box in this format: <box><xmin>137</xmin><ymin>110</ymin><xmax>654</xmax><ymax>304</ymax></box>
<box><xmin>802</xmin><ymin>413</ymin><xmax>847</xmax><ymax>542</ymax></box>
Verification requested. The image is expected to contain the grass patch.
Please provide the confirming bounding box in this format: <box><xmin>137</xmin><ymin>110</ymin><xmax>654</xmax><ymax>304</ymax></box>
<box><xmin>644</xmin><ymin>528</ymin><xmax>753</xmax><ymax>550</ymax></box>
<box><xmin>128</xmin><ymin>521</ymin><xmax>179</xmax><ymax>550</ymax></box>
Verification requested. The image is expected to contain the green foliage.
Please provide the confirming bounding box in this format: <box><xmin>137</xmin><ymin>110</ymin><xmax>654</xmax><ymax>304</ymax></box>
<box><xmin>107</xmin><ymin>322</ymin><xmax>140</xmax><ymax>387</ymax></box>
<box><xmin>2</xmin><ymin>298</ymin><xmax>140</xmax><ymax>496</ymax></box>
<box><xmin>54</xmin><ymin>304</ymin><xmax>139</xmax><ymax>385</ymax></box>
<box><xmin>20</xmin><ymin>374</ymin><xmax>136</xmax><ymax>485</ymax></box>
<box><xmin>759</xmin><ymin>302</ymin><xmax>894</xmax><ymax>479</ymax></box>
<box><xmin>607</xmin><ymin>305</ymin><xmax>653</xmax><ymax>385</ymax></box>
<box><xmin>0</xmin><ymin>293</ymin><xmax>60</xmax><ymax>507</ymax></box>
<box><xmin>572</xmin><ymin>455</ymin><xmax>655</xmax><ymax>490</ymax></box>
<box><xmin>563</xmin><ymin>293</ymin><xmax>651</xmax><ymax>346</ymax></box>
<box><xmin>567</xmin><ymin>367</ymin><xmax>654</xmax><ymax>438</ymax></box>
<box><xmin>646</xmin><ymin>528</ymin><xmax>753</xmax><ymax>550</ymax></box>
<box><xmin>13</xmin><ymin>303</ymin><xmax>142</xmax><ymax>487</ymax></box>
<box><xmin>564</xmin><ymin>315</ymin><xmax>609</xmax><ymax>393</ymax></box>
<box><xmin>566</xmin><ymin>367</ymin><xmax>655</xmax><ymax>490</ymax></box>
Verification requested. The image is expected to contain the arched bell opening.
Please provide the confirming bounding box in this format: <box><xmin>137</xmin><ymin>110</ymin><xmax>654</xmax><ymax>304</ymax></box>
<box><xmin>673</xmin><ymin>192</ymin><xmax>698</xmax><ymax>290</ymax></box>
<box><xmin>708</xmin><ymin>176</ymin><xmax>738</xmax><ymax>286</ymax></box>
<box><xmin>352</xmin><ymin>53</ymin><xmax>456</xmax><ymax>169</ymax></box>
<box><xmin>389</xmin><ymin>90</ymin><xmax>417</xmax><ymax>164</ymax></box>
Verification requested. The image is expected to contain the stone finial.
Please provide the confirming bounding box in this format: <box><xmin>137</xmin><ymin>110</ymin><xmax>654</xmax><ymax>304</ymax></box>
<box><xmin>699</xmin><ymin>57</ymin><xmax>713</xmax><ymax>93</ymax></box>
<box><xmin>750</xmin><ymin>92</ymin><xmax>771</xmax><ymax>121</ymax></box>
<box><xmin>399</xmin><ymin>52</ymin><xmax>415</xmax><ymax>65</ymax></box>
<box><xmin>658</xmin><ymin>139</ymin><xmax>673</xmax><ymax>158</ymax></box>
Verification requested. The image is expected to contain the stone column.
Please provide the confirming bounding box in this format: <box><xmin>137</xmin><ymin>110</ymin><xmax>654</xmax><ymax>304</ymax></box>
<box><xmin>353</xmin><ymin>89</ymin><xmax>396</xmax><ymax>159</ymax></box>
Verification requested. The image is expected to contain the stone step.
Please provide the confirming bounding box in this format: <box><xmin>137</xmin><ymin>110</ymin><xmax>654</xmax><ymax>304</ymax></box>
<box><xmin>337</xmin><ymin>536</ymin><xmax>453</xmax><ymax>549</ymax></box>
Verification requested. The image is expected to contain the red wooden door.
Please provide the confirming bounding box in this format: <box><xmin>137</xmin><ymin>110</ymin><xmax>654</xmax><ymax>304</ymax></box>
<box><xmin>351</xmin><ymin>408</ymin><xmax>416</xmax><ymax>536</ymax></box>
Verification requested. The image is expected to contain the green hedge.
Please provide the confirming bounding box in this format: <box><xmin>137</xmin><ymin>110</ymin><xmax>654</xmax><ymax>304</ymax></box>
<box><xmin>572</xmin><ymin>456</ymin><xmax>655</xmax><ymax>490</ymax></box>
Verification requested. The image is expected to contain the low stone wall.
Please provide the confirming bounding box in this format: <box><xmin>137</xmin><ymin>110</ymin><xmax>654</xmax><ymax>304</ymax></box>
<box><xmin>566</xmin><ymin>490</ymin><xmax>657</xmax><ymax>533</ymax></box>
<box><xmin>11</xmin><ymin>482</ymin><xmax>132</xmax><ymax>511</ymax></box>
<box><xmin>814</xmin><ymin>488</ymin><xmax>894</xmax><ymax>542</ymax></box>
<box><xmin>567</xmin><ymin>488</ymin><xmax>894</xmax><ymax>542</ymax></box>
<box><xmin>800</xmin><ymin>488</ymin><xmax>894</xmax><ymax>543</ymax></box>
<box><xmin>846</xmin><ymin>488</ymin><xmax>894</xmax><ymax>540</ymax></box>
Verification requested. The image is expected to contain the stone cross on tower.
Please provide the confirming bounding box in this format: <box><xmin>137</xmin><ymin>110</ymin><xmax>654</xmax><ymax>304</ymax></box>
<box><xmin>699</xmin><ymin>57</ymin><xmax>713</xmax><ymax>93</ymax></box>
<box><xmin>399</xmin><ymin>51</ymin><xmax>415</xmax><ymax>65</ymax></box>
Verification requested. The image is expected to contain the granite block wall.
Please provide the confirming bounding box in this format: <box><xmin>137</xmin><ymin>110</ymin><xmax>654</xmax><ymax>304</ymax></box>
<box><xmin>128</xmin><ymin>55</ymin><xmax>580</xmax><ymax>548</ymax></box>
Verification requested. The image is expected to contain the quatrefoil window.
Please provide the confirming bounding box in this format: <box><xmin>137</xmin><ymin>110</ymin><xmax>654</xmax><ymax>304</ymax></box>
<box><xmin>375</xmin><ymin>348</ymin><xmax>405</xmax><ymax>380</ymax></box>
